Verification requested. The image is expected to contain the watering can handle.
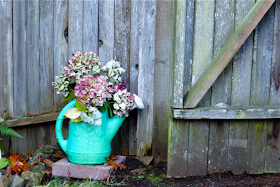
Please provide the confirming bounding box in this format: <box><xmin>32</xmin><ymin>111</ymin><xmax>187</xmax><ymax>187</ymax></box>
<box><xmin>55</xmin><ymin>100</ymin><xmax>76</xmax><ymax>154</ymax></box>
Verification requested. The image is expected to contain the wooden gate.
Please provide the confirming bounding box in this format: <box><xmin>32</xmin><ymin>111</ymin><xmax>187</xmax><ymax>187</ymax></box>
<box><xmin>167</xmin><ymin>0</ymin><xmax>280</xmax><ymax>177</ymax></box>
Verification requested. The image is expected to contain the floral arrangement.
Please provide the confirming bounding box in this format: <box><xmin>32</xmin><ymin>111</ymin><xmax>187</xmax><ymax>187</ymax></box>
<box><xmin>53</xmin><ymin>51</ymin><xmax>143</xmax><ymax>125</ymax></box>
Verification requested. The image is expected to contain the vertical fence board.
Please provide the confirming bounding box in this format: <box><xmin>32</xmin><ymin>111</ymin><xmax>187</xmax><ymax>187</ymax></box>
<box><xmin>0</xmin><ymin>1</ymin><xmax>4</xmax><ymax>118</ymax></box>
<box><xmin>191</xmin><ymin>0</ymin><xmax>215</xmax><ymax>107</ymax></box>
<box><xmin>228</xmin><ymin>0</ymin><xmax>254</xmax><ymax>175</ymax></box>
<box><xmin>186</xmin><ymin>0</ymin><xmax>214</xmax><ymax>176</ymax></box>
<box><xmin>129</xmin><ymin>0</ymin><xmax>140</xmax><ymax>155</ymax></box>
<box><xmin>248</xmin><ymin>4</ymin><xmax>275</xmax><ymax>174</ymax></box>
<box><xmin>1</xmin><ymin>0</ymin><xmax>13</xmax><ymax>153</ymax></box>
<box><xmin>208</xmin><ymin>0</ymin><xmax>234</xmax><ymax>174</ymax></box>
<box><xmin>266</xmin><ymin>0</ymin><xmax>280</xmax><ymax>173</ymax></box>
<box><xmin>1</xmin><ymin>0</ymin><xmax>13</xmax><ymax>119</ymax></box>
<box><xmin>188</xmin><ymin>121</ymin><xmax>209</xmax><ymax>176</ymax></box>
<box><xmin>167</xmin><ymin>120</ymin><xmax>189</xmax><ymax>178</ymax></box>
<box><xmin>68</xmin><ymin>1</ymin><xmax>83</xmax><ymax>58</ymax></box>
<box><xmin>172</xmin><ymin>0</ymin><xmax>186</xmax><ymax>108</ymax></box>
<box><xmin>53</xmin><ymin>0</ymin><xmax>68</xmax><ymax>111</ymax></box>
<box><xmin>40</xmin><ymin>0</ymin><xmax>54</xmax><ymax>114</ymax></box>
<box><xmin>136</xmin><ymin>0</ymin><xmax>156</xmax><ymax>156</ymax></box>
<box><xmin>83</xmin><ymin>0</ymin><xmax>98</xmax><ymax>53</ymax></box>
<box><xmin>98</xmin><ymin>0</ymin><xmax>114</xmax><ymax>65</ymax></box>
<box><xmin>270</xmin><ymin>0</ymin><xmax>280</xmax><ymax>106</ymax></box>
<box><xmin>112</xmin><ymin>0</ymin><xmax>131</xmax><ymax>155</ymax></box>
<box><xmin>265</xmin><ymin>120</ymin><xmax>280</xmax><ymax>172</ymax></box>
<box><xmin>247</xmin><ymin>120</ymin><xmax>268</xmax><ymax>174</ymax></box>
<box><xmin>228</xmin><ymin>121</ymin><xmax>249</xmax><ymax>174</ymax></box>
<box><xmin>10</xmin><ymin>126</ymin><xmax>28</xmax><ymax>157</ymax></box>
<box><xmin>27</xmin><ymin>124</ymin><xmax>38</xmax><ymax>154</ymax></box>
<box><xmin>27</xmin><ymin>0</ymin><xmax>40</xmax><ymax>116</ymax></box>
<box><xmin>251</xmin><ymin>5</ymin><xmax>275</xmax><ymax>106</ymax></box>
<box><xmin>208</xmin><ymin>120</ymin><xmax>229</xmax><ymax>173</ymax></box>
<box><xmin>153</xmin><ymin>0</ymin><xmax>173</xmax><ymax>162</ymax></box>
<box><xmin>183</xmin><ymin>0</ymin><xmax>194</xmax><ymax>99</ymax></box>
<box><xmin>49</xmin><ymin>122</ymin><xmax>58</xmax><ymax>145</ymax></box>
<box><xmin>13</xmin><ymin>0</ymin><xmax>27</xmax><ymax>118</ymax></box>
<box><xmin>12</xmin><ymin>1</ymin><xmax>28</xmax><ymax>155</ymax></box>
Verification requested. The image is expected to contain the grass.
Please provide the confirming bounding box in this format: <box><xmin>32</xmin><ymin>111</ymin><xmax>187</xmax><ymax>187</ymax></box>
<box><xmin>43</xmin><ymin>176</ymin><xmax>126</xmax><ymax>187</ymax></box>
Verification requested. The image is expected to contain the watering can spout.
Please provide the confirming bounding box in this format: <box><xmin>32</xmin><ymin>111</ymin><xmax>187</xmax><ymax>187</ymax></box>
<box><xmin>106</xmin><ymin>115</ymin><xmax>126</xmax><ymax>142</ymax></box>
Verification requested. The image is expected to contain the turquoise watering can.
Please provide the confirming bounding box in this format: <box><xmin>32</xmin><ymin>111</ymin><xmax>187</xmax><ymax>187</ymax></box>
<box><xmin>55</xmin><ymin>100</ymin><xmax>126</xmax><ymax>165</ymax></box>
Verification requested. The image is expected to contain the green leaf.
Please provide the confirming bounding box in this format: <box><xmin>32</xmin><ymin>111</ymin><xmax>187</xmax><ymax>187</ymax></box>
<box><xmin>99</xmin><ymin>105</ymin><xmax>106</xmax><ymax>113</ymax></box>
<box><xmin>107</xmin><ymin>103</ymin><xmax>114</xmax><ymax>118</ymax></box>
<box><xmin>75</xmin><ymin>100</ymin><xmax>88</xmax><ymax>111</ymax></box>
<box><xmin>93</xmin><ymin>73</ymin><xmax>100</xmax><ymax>77</ymax></box>
<box><xmin>0</xmin><ymin>158</ymin><xmax>10</xmax><ymax>169</ymax></box>
<box><xmin>61</xmin><ymin>91</ymin><xmax>76</xmax><ymax>102</ymax></box>
<box><xmin>0</xmin><ymin>124</ymin><xmax>24</xmax><ymax>138</ymax></box>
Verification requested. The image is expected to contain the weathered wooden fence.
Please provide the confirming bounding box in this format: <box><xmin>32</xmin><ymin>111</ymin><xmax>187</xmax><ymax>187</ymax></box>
<box><xmin>167</xmin><ymin>0</ymin><xmax>280</xmax><ymax>177</ymax></box>
<box><xmin>0</xmin><ymin>0</ymin><xmax>156</xmax><ymax>157</ymax></box>
<box><xmin>1</xmin><ymin>0</ymin><xmax>280</xmax><ymax>178</ymax></box>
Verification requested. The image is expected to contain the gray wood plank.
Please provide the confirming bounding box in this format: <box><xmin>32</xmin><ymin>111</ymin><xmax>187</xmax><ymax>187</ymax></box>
<box><xmin>49</xmin><ymin>121</ymin><xmax>58</xmax><ymax>146</ymax></box>
<box><xmin>173</xmin><ymin>107</ymin><xmax>280</xmax><ymax>119</ymax></box>
<box><xmin>172</xmin><ymin>0</ymin><xmax>187</xmax><ymax>108</ymax></box>
<box><xmin>10</xmin><ymin>126</ymin><xmax>28</xmax><ymax>157</ymax></box>
<box><xmin>186</xmin><ymin>0</ymin><xmax>214</xmax><ymax>177</ymax></box>
<box><xmin>136</xmin><ymin>0</ymin><xmax>156</xmax><ymax>157</ymax></box>
<box><xmin>153</xmin><ymin>0</ymin><xmax>174</xmax><ymax>162</ymax></box>
<box><xmin>266</xmin><ymin>1</ymin><xmax>280</xmax><ymax>173</ymax></box>
<box><xmin>98</xmin><ymin>0</ymin><xmax>114</xmax><ymax>65</ymax></box>
<box><xmin>27</xmin><ymin>0</ymin><xmax>40</xmax><ymax>116</ymax></box>
<box><xmin>247</xmin><ymin>120</ymin><xmax>268</xmax><ymax>174</ymax></box>
<box><xmin>68</xmin><ymin>1</ymin><xmax>83</xmax><ymax>59</ymax></box>
<box><xmin>83</xmin><ymin>0</ymin><xmax>98</xmax><ymax>53</ymax></box>
<box><xmin>265</xmin><ymin>120</ymin><xmax>280</xmax><ymax>173</ymax></box>
<box><xmin>190</xmin><ymin>0</ymin><xmax>215</xmax><ymax>107</ymax></box>
<box><xmin>0</xmin><ymin>2</ymin><xmax>4</xmax><ymax>118</ymax></box>
<box><xmin>228</xmin><ymin>0</ymin><xmax>255</xmax><ymax>175</ymax></box>
<box><xmin>228</xmin><ymin>121</ymin><xmax>249</xmax><ymax>174</ymax></box>
<box><xmin>40</xmin><ymin>0</ymin><xmax>54</xmax><ymax>114</ymax></box>
<box><xmin>208</xmin><ymin>0</ymin><xmax>234</xmax><ymax>174</ymax></box>
<box><xmin>187</xmin><ymin>121</ymin><xmax>209</xmax><ymax>176</ymax></box>
<box><xmin>208</xmin><ymin>120</ymin><xmax>229</xmax><ymax>174</ymax></box>
<box><xmin>53</xmin><ymin>0</ymin><xmax>68</xmax><ymax>111</ymax></box>
<box><xmin>248</xmin><ymin>3</ymin><xmax>275</xmax><ymax>174</ymax></box>
<box><xmin>13</xmin><ymin>0</ymin><xmax>27</xmax><ymax>118</ymax></box>
<box><xmin>112</xmin><ymin>0</ymin><xmax>131</xmax><ymax>155</ymax></box>
<box><xmin>4</xmin><ymin>113</ymin><xmax>59</xmax><ymax>128</ymax></box>
<box><xmin>1</xmin><ymin>1</ymin><xmax>13</xmax><ymax>119</ymax></box>
<box><xmin>129</xmin><ymin>0</ymin><xmax>141</xmax><ymax>155</ymax></box>
<box><xmin>27</xmin><ymin>124</ymin><xmax>38</xmax><ymax>155</ymax></box>
<box><xmin>270</xmin><ymin>0</ymin><xmax>280</xmax><ymax>106</ymax></box>
<box><xmin>167</xmin><ymin>119</ymin><xmax>189</xmax><ymax>178</ymax></box>
<box><xmin>251</xmin><ymin>4</ymin><xmax>275</xmax><ymax>106</ymax></box>
<box><xmin>183</xmin><ymin>0</ymin><xmax>194</xmax><ymax>98</ymax></box>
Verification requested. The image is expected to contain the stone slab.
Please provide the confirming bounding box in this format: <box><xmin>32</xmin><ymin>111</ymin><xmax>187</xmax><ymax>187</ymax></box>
<box><xmin>52</xmin><ymin>156</ymin><xmax>126</xmax><ymax>180</ymax></box>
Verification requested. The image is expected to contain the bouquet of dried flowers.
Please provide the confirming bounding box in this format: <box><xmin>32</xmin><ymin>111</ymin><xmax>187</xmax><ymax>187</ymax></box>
<box><xmin>53</xmin><ymin>51</ymin><xmax>143</xmax><ymax>125</ymax></box>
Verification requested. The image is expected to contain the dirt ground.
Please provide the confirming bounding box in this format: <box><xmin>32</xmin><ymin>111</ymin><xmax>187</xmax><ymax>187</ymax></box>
<box><xmin>110</xmin><ymin>157</ymin><xmax>280</xmax><ymax>187</ymax></box>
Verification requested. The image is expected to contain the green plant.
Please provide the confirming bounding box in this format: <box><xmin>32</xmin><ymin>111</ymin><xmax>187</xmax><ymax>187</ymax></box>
<box><xmin>0</xmin><ymin>124</ymin><xmax>24</xmax><ymax>138</ymax></box>
<box><xmin>0</xmin><ymin>123</ymin><xmax>24</xmax><ymax>155</ymax></box>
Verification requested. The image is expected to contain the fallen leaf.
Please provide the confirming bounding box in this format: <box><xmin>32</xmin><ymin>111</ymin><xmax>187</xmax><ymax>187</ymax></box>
<box><xmin>52</xmin><ymin>152</ymin><xmax>65</xmax><ymax>159</ymax></box>
<box><xmin>104</xmin><ymin>156</ymin><xmax>117</xmax><ymax>170</ymax></box>
<box><xmin>104</xmin><ymin>156</ymin><xmax>125</xmax><ymax>170</ymax></box>
<box><xmin>8</xmin><ymin>154</ymin><xmax>33</xmax><ymax>174</ymax></box>
<box><xmin>41</xmin><ymin>169</ymin><xmax>52</xmax><ymax>177</ymax></box>
<box><xmin>43</xmin><ymin>159</ymin><xmax>53</xmax><ymax>168</ymax></box>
